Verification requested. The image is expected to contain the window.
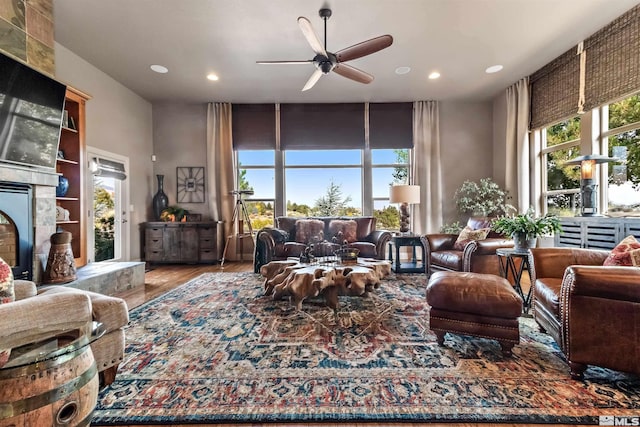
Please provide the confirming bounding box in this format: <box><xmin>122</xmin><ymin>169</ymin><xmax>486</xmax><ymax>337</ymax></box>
<box><xmin>372</xmin><ymin>149</ymin><xmax>409</xmax><ymax>230</ymax></box>
<box><xmin>603</xmin><ymin>92</ymin><xmax>640</xmax><ymax>216</ymax></box>
<box><xmin>237</xmin><ymin>150</ymin><xmax>275</xmax><ymax>229</ymax></box>
<box><xmin>540</xmin><ymin>117</ymin><xmax>581</xmax><ymax>216</ymax></box>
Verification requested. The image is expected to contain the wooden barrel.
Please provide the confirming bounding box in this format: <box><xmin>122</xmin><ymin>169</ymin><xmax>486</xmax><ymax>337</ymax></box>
<box><xmin>0</xmin><ymin>337</ymin><xmax>98</xmax><ymax>427</ymax></box>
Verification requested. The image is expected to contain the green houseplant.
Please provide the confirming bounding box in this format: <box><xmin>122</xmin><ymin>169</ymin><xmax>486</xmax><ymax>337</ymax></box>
<box><xmin>491</xmin><ymin>209</ymin><xmax>562</xmax><ymax>251</ymax></box>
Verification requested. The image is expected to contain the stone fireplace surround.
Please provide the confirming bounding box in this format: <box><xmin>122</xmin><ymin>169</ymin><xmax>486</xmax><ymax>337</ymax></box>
<box><xmin>0</xmin><ymin>162</ymin><xmax>59</xmax><ymax>283</ymax></box>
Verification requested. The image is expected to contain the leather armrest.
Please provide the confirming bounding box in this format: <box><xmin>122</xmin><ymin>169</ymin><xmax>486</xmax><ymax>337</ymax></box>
<box><xmin>364</xmin><ymin>229</ymin><xmax>392</xmax><ymax>259</ymax></box>
<box><xmin>257</xmin><ymin>227</ymin><xmax>289</xmax><ymax>247</ymax></box>
<box><xmin>424</xmin><ymin>234</ymin><xmax>457</xmax><ymax>251</ymax></box>
<box><xmin>468</xmin><ymin>238</ymin><xmax>514</xmax><ymax>255</ymax></box>
<box><xmin>0</xmin><ymin>292</ymin><xmax>93</xmax><ymax>350</ymax></box>
<box><xmin>530</xmin><ymin>248</ymin><xmax>610</xmax><ymax>281</ymax></box>
<box><xmin>562</xmin><ymin>265</ymin><xmax>640</xmax><ymax>303</ymax></box>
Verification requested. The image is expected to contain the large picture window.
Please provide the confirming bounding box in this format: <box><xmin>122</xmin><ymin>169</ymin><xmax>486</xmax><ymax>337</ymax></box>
<box><xmin>603</xmin><ymin>92</ymin><xmax>640</xmax><ymax>216</ymax></box>
<box><xmin>540</xmin><ymin>117</ymin><xmax>581</xmax><ymax>216</ymax></box>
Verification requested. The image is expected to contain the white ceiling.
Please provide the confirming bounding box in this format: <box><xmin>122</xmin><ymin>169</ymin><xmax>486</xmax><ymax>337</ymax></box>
<box><xmin>53</xmin><ymin>0</ymin><xmax>640</xmax><ymax>104</ymax></box>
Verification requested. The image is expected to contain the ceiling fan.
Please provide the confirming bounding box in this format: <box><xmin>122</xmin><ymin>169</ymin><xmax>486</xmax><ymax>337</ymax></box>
<box><xmin>256</xmin><ymin>8</ymin><xmax>393</xmax><ymax>91</ymax></box>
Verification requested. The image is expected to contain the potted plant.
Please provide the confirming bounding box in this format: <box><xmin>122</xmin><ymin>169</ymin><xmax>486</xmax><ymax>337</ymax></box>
<box><xmin>491</xmin><ymin>208</ymin><xmax>562</xmax><ymax>251</ymax></box>
<box><xmin>454</xmin><ymin>178</ymin><xmax>513</xmax><ymax>217</ymax></box>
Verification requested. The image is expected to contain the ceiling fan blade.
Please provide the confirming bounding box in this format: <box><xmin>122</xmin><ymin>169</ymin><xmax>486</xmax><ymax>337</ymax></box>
<box><xmin>333</xmin><ymin>63</ymin><xmax>374</xmax><ymax>84</ymax></box>
<box><xmin>297</xmin><ymin>16</ymin><xmax>327</xmax><ymax>57</ymax></box>
<box><xmin>335</xmin><ymin>35</ymin><xmax>393</xmax><ymax>62</ymax></box>
<box><xmin>302</xmin><ymin>69</ymin><xmax>324</xmax><ymax>91</ymax></box>
<box><xmin>256</xmin><ymin>60</ymin><xmax>313</xmax><ymax>65</ymax></box>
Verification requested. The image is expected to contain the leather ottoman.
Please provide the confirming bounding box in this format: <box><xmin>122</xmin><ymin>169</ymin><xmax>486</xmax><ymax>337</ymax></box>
<box><xmin>426</xmin><ymin>271</ymin><xmax>523</xmax><ymax>356</ymax></box>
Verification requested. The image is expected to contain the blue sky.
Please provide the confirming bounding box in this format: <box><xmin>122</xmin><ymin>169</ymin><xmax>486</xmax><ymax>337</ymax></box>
<box><xmin>239</xmin><ymin>149</ymin><xmax>405</xmax><ymax>207</ymax></box>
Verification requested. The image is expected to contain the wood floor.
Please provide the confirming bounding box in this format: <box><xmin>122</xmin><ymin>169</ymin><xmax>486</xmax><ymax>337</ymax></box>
<box><xmin>108</xmin><ymin>262</ymin><xmax>562</xmax><ymax>427</ymax></box>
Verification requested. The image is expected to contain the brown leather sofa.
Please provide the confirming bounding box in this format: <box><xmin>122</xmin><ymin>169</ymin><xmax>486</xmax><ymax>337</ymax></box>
<box><xmin>424</xmin><ymin>217</ymin><xmax>514</xmax><ymax>276</ymax></box>
<box><xmin>529</xmin><ymin>247</ymin><xmax>640</xmax><ymax>379</ymax></box>
<box><xmin>254</xmin><ymin>216</ymin><xmax>392</xmax><ymax>272</ymax></box>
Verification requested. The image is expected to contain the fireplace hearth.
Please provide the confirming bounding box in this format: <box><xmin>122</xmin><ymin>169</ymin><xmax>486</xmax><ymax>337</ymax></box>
<box><xmin>0</xmin><ymin>182</ymin><xmax>33</xmax><ymax>280</ymax></box>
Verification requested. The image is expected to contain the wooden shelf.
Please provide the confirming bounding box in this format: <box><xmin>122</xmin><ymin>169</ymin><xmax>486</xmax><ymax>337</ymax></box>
<box><xmin>56</xmin><ymin>86</ymin><xmax>90</xmax><ymax>268</ymax></box>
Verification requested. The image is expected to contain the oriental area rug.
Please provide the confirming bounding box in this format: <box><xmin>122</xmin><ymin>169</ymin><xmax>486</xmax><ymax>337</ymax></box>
<box><xmin>92</xmin><ymin>272</ymin><xmax>639</xmax><ymax>425</ymax></box>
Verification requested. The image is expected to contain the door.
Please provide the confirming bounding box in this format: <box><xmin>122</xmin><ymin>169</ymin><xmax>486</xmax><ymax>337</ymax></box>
<box><xmin>87</xmin><ymin>147</ymin><xmax>130</xmax><ymax>262</ymax></box>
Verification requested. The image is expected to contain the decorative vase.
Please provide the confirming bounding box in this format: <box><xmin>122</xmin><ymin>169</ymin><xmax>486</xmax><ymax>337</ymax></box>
<box><xmin>513</xmin><ymin>232</ymin><xmax>537</xmax><ymax>252</ymax></box>
<box><xmin>152</xmin><ymin>174</ymin><xmax>169</xmax><ymax>220</ymax></box>
<box><xmin>56</xmin><ymin>176</ymin><xmax>69</xmax><ymax>197</ymax></box>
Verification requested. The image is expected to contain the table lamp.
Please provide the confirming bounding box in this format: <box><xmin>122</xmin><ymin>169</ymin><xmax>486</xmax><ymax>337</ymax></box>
<box><xmin>390</xmin><ymin>184</ymin><xmax>420</xmax><ymax>233</ymax></box>
<box><xmin>563</xmin><ymin>154</ymin><xmax>617</xmax><ymax>216</ymax></box>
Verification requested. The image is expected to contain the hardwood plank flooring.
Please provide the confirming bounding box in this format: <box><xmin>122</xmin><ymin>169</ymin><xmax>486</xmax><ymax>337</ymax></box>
<box><xmin>109</xmin><ymin>262</ymin><xmax>562</xmax><ymax>427</ymax></box>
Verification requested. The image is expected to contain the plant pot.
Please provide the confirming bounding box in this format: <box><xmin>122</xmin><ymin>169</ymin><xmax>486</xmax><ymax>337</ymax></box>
<box><xmin>513</xmin><ymin>233</ymin><xmax>537</xmax><ymax>252</ymax></box>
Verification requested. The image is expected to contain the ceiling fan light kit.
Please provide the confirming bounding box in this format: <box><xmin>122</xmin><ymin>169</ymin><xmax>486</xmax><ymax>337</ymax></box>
<box><xmin>257</xmin><ymin>8</ymin><xmax>393</xmax><ymax>91</ymax></box>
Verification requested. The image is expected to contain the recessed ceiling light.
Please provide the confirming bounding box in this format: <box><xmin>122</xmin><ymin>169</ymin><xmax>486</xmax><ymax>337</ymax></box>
<box><xmin>395</xmin><ymin>66</ymin><xmax>411</xmax><ymax>75</ymax></box>
<box><xmin>207</xmin><ymin>73</ymin><xmax>219</xmax><ymax>81</ymax></box>
<box><xmin>485</xmin><ymin>64</ymin><xmax>503</xmax><ymax>74</ymax></box>
<box><xmin>150</xmin><ymin>64</ymin><xmax>168</xmax><ymax>74</ymax></box>
<box><xmin>428</xmin><ymin>71</ymin><xmax>440</xmax><ymax>80</ymax></box>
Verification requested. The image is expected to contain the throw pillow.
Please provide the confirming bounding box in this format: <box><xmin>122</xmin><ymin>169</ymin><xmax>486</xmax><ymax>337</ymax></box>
<box><xmin>328</xmin><ymin>219</ymin><xmax>358</xmax><ymax>243</ymax></box>
<box><xmin>294</xmin><ymin>219</ymin><xmax>325</xmax><ymax>244</ymax></box>
<box><xmin>0</xmin><ymin>257</ymin><xmax>14</xmax><ymax>367</ymax></box>
<box><xmin>603</xmin><ymin>235</ymin><xmax>640</xmax><ymax>267</ymax></box>
<box><xmin>453</xmin><ymin>226</ymin><xmax>490</xmax><ymax>251</ymax></box>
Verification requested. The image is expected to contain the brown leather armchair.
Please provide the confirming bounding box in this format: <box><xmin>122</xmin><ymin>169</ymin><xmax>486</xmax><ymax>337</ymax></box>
<box><xmin>529</xmin><ymin>247</ymin><xmax>640</xmax><ymax>379</ymax></box>
<box><xmin>424</xmin><ymin>217</ymin><xmax>514</xmax><ymax>276</ymax></box>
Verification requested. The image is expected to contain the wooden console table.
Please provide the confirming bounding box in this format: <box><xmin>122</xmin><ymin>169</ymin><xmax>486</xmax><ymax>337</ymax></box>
<box><xmin>142</xmin><ymin>221</ymin><xmax>221</xmax><ymax>264</ymax></box>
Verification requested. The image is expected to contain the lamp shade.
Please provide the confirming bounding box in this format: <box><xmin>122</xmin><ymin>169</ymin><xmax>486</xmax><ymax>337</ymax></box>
<box><xmin>390</xmin><ymin>185</ymin><xmax>420</xmax><ymax>204</ymax></box>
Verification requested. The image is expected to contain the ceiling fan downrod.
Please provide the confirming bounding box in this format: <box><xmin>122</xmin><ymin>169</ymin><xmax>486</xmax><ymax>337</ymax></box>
<box><xmin>319</xmin><ymin>8</ymin><xmax>331</xmax><ymax>52</ymax></box>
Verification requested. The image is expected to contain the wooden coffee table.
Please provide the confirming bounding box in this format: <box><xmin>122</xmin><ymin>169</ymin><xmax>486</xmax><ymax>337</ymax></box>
<box><xmin>259</xmin><ymin>258</ymin><xmax>391</xmax><ymax>310</ymax></box>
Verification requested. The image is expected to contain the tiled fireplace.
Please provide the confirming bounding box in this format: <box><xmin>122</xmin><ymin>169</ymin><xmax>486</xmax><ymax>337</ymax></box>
<box><xmin>0</xmin><ymin>163</ymin><xmax>59</xmax><ymax>283</ymax></box>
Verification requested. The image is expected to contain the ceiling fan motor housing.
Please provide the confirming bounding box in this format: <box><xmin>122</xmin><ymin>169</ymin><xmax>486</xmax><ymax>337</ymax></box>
<box><xmin>313</xmin><ymin>53</ymin><xmax>336</xmax><ymax>74</ymax></box>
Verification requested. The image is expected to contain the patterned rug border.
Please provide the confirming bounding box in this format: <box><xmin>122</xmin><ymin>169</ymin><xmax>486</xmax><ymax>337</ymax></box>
<box><xmin>93</xmin><ymin>272</ymin><xmax>638</xmax><ymax>425</ymax></box>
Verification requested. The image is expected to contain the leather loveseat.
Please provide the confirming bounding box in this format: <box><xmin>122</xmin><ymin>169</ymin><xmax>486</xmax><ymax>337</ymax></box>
<box><xmin>424</xmin><ymin>217</ymin><xmax>514</xmax><ymax>276</ymax></box>
<box><xmin>529</xmin><ymin>247</ymin><xmax>640</xmax><ymax>379</ymax></box>
<box><xmin>254</xmin><ymin>216</ymin><xmax>392</xmax><ymax>272</ymax></box>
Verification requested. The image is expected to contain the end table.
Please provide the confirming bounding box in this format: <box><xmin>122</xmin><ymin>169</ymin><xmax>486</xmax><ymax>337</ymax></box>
<box><xmin>388</xmin><ymin>233</ymin><xmax>426</xmax><ymax>274</ymax></box>
<box><xmin>496</xmin><ymin>248</ymin><xmax>532</xmax><ymax>311</ymax></box>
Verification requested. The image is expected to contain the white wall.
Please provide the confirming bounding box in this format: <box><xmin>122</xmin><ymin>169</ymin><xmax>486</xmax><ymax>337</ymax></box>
<box><xmin>492</xmin><ymin>92</ymin><xmax>508</xmax><ymax>190</ymax></box>
<box><xmin>439</xmin><ymin>101</ymin><xmax>495</xmax><ymax>226</ymax></box>
<box><xmin>151</xmin><ymin>103</ymin><xmax>209</xmax><ymax>218</ymax></box>
<box><xmin>54</xmin><ymin>43</ymin><xmax>153</xmax><ymax>261</ymax></box>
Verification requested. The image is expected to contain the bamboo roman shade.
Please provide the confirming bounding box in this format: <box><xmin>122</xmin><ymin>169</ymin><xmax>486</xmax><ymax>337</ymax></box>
<box><xmin>583</xmin><ymin>4</ymin><xmax>640</xmax><ymax>111</ymax></box>
<box><xmin>231</xmin><ymin>104</ymin><xmax>276</xmax><ymax>150</ymax></box>
<box><xmin>369</xmin><ymin>102</ymin><xmax>413</xmax><ymax>149</ymax></box>
<box><xmin>530</xmin><ymin>4</ymin><xmax>640</xmax><ymax>130</ymax></box>
<box><xmin>529</xmin><ymin>47</ymin><xmax>580</xmax><ymax>130</ymax></box>
<box><xmin>280</xmin><ymin>103</ymin><xmax>365</xmax><ymax>150</ymax></box>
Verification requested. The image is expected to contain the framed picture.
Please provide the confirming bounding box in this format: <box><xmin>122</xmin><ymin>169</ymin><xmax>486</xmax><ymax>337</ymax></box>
<box><xmin>177</xmin><ymin>167</ymin><xmax>205</xmax><ymax>203</ymax></box>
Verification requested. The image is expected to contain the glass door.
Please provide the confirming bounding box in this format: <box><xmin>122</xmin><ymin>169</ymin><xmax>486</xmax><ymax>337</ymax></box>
<box><xmin>87</xmin><ymin>147</ymin><xmax>129</xmax><ymax>262</ymax></box>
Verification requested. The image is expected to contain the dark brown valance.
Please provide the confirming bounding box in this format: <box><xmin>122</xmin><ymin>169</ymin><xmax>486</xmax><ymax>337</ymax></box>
<box><xmin>583</xmin><ymin>4</ymin><xmax>640</xmax><ymax>111</ymax></box>
<box><xmin>280</xmin><ymin>103</ymin><xmax>365</xmax><ymax>150</ymax></box>
<box><xmin>232</xmin><ymin>104</ymin><xmax>276</xmax><ymax>150</ymax></box>
<box><xmin>529</xmin><ymin>47</ymin><xmax>580</xmax><ymax>130</ymax></box>
<box><xmin>369</xmin><ymin>103</ymin><xmax>413</xmax><ymax>149</ymax></box>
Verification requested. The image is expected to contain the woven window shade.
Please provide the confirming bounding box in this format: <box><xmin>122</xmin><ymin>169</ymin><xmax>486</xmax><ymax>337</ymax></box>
<box><xmin>583</xmin><ymin>4</ymin><xmax>640</xmax><ymax>111</ymax></box>
<box><xmin>529</xmin><ymin>47</ymin><xmax>580</xmax><ymax>130</ymax></box>
<box><xmin>232</xmin><ymin>104</ymin><xmax>276</xmax><ymax>150</ymax></box>
<box><xmin>369</xmin><ymin>103</ymin><xmax>414</xmax><ymax>149</ymax></box>
<box><xmin>280</xmin><ymin>103</ymin><xmax>364</xmax><ymax>150</ymax></box>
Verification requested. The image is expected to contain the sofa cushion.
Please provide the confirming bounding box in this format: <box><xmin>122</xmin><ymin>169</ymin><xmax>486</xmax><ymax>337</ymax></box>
<box><xmin>294</xmin><ymin>219</ymin><xmax>325</xmax><ymax>244</ymax></box>
<box><xmin>349</xmin><ymin>242</ymin><xmax>377</xmax><ymax>258</ymax></box>
<box><xmin>328</xmin><ymin>219</ymin><xmax>358</xmax><ymax>243</ymax></box>
<box><xmin>453</xmin><ymin>225</ymin><xmax>490</xmax><ymax>251</ymax></box>
<box><xmin>603</xmin><ymin>235</ymin><xmax>640</xmax><ymax>267</ymax></box>
<box><xmin>0</xmin><ymin>257</ymin><xmax>14</xmax><ymax>367</ymax></box>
